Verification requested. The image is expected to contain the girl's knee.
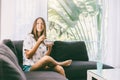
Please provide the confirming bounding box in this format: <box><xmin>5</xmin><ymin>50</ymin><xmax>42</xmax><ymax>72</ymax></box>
<box><xmin>55</xmin><ymin>65</ymin><xmax>64</xmax><ymax>71</ymax></box>
<box><xmin>42</xmin><ymin>56</ymin><xmax>51</xmax><ymax>61</ymax></box>
<box><xmin>54</xmin><ymin>65</ymin><xmax>65</xmax><ymax>76</ymax></box>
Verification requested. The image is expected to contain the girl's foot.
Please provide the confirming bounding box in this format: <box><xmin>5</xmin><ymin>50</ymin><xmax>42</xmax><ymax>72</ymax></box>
<box><xmin>59</xmin><ymin>60</ymin><xmax>72</xmax><ymax>67</ymax></box>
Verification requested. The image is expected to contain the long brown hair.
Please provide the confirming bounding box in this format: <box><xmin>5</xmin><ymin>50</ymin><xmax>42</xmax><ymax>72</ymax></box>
<box><xmin>31</xmin><ymin>17</ymin><xmax>46</xmax><ymax>41</ymax></box>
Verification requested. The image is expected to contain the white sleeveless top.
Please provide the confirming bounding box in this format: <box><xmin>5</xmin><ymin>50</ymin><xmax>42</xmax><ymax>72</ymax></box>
<box><xmin>23</xmin><ymin>34</ymin><xmax>47</xmax><ymax>66</ymax></box>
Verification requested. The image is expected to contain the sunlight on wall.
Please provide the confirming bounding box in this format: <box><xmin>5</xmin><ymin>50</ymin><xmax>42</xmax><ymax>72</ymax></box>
<box><xmin>1</xmin><ymin>0</ymin><xmax>15</xmax><ymax>40</ymax></box>
<box><xmin>1</xmin><ymin>0</ymin><xmax>47</xmax><ymax>40</ymax></box>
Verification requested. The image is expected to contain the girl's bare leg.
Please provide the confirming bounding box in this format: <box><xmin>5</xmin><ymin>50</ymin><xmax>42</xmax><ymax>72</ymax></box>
<box><xmin>30</xmin><ymin>55</ymin><xmax>72</xmax><ymax>71</ymax></box>
<box><xmin>41</xmin><ymin>56</ymin><xmax>72</xmax><ymax>66</ymax></box>
<box><xmin>58</xmin><ymin>59</ymin><xmax>72</xmax><ymax>66</ymax></box>
<box><xmin>53</xmin><ymin>65</ymin><xmax>66</xmax><ymax>77</ymax></box>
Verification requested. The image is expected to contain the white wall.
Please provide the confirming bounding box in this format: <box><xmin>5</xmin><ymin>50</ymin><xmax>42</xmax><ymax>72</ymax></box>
<box><xmin>1</xmin><ymin>0</ymin><xmax>47</xmax><ymax>40</ymax></box>
<box><xmin>0</xmin><ymin>0</ymin><xmax>1</xmax><ymax>40</ymax></box>
<box><xmin>1</xmin><ymin>0</ymin><xmax>15</xmax><ymax>40</ymax></box>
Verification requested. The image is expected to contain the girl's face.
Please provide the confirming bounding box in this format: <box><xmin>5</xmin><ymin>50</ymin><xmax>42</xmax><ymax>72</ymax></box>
<box><xmin>36</xmin><ymin>19</ymin><xmax>44</xmax><ymax>32</ymax></box>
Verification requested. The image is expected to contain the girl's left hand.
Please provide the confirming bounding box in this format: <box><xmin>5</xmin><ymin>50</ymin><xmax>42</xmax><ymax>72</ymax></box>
<box><xmin>44</xmin><ymin>40</ymin><xmax>54</xmax><ymax>55</ymax></box>
<box><xmin>45</xmin><ymin>41</ymin><xmax>54</xmax><ymax>50</ymax></box>
<box><xmin>45</xmin><ymin>42</ymin><xmax>54</xmax><ymax>48</ymax></box>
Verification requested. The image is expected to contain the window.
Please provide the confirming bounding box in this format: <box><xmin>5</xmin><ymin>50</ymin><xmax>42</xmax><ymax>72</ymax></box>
<box><xmin>48</xmin><ymin>0</ymin><xmax>105</xmax><ymax>61</ymax></box>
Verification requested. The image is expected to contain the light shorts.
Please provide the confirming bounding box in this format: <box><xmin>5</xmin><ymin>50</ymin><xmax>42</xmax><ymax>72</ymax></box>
<box><xmin>23</xmin><ymin>65</ymin><xmax>32</xmax><ymax>71</ymax></box>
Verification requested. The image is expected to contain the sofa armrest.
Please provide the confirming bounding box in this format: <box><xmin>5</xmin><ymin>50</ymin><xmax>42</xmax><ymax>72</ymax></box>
<box><xmin>0</xmin><ymin>43</ymin><xmax>26</xmax><ymax>80</ymax></box>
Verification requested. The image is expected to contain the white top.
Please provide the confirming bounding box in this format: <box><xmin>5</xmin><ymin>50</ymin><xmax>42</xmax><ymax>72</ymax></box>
<box><xmin>23</xmin><ymin>34</ymin><xmax>47</xmax><ymax>66</ymax></box>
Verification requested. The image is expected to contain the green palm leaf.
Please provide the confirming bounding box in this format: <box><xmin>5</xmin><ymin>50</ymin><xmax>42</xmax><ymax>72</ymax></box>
<box><xmin>48</xmin><ymin>0</ymin><xmax>102</xmax><ymax>60</ymax></box>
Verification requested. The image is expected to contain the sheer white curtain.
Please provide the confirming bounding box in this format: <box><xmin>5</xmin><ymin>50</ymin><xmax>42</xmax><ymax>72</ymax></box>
<box><xmin>104</xmin><ymin>0</ymin><xmax>120</xmax><ymax>68</ymax></box>
<box><xmin>1</xmin><ymin>0</ymin><xmax>47</xmax><ymax>40</ymax></box>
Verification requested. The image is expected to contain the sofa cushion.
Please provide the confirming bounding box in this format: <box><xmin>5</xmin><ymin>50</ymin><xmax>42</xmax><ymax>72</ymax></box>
<box><xmin>2</xmin><ymin>39</ymin><xmax>23</xmax><ymax>68</ymax></box>
<box><xmin>25</xmin><ymin>71</ymin><xmax>67</xmax><ymax>80</ymax></box>
<box><xmin>2</xmin><ymin>39</ymin><xmax>18</xmax><ymax>57</ymax></box>
<box><xmin>50</xmin><ymin>41</ymin><xmax>88</xmax><ymax>61</ymax></box>
<box><xmin>12</xmin><ymin>40</ymin><xmax>23</xmax><ymax>68</ymax></box>
<box><xmin>63</xmin><ymin>61</ymin><xmax>113</xmax><ymax>80</ymax></box>
<box><xmin>0</xmin><ymin>43</ymin><xmax>26</xmax><ymax>80</ymax></box>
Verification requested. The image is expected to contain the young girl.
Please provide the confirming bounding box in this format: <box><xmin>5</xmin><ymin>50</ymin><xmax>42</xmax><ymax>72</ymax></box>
<box><xmin>22</xmin><ymin>17</ymin><xmax>72</xmax><ymax>77</ymax></box>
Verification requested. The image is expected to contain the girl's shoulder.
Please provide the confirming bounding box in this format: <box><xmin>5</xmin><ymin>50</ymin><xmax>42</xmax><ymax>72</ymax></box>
<box><xmin>28</xmin><ymin>33</ymin><xmax>34</xmax><ymax>37</ymax></box>
<box><xmin>24</xmin><ymin>33</ymin><xmax>34</xmax><ymax>40</ymax></box>
<box><xmin>26</xmin><ymin>33</ymin><xmax>34</xmax><ymax>38</ymax></box>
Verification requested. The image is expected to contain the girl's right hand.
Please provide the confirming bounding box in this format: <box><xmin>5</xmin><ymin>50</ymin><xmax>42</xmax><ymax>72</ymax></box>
<box><xmin>38</xmin><ymin>35</ymin><xmax>46</xmax><ymax>42</ymax></box>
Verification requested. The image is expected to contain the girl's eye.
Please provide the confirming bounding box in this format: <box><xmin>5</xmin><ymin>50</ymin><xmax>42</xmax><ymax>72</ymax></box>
<box><xmin>37</xmin><ymin>22</ymin><xmax>43</xmax><ymax>25</ymax></box>
<box><xmin>41</xmin><ymin>23</ymin><xmax>43</xmax><ymax>25</ymax></box>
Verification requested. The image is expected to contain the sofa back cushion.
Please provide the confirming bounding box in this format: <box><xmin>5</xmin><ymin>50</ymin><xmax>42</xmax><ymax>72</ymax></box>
<box><xmin>2</xmin><ymin>39</ymin><xmax>23</xmax><ymax>68</ymax></box>
<box><xmin>50</xmin><ymin>41</ymin><xmax>88</xmax><ymax>61</ymax></box>
<box><xmin>2</xmin><ymin>39</ymin><xmax>88</xmax><ymax>66</ymax></box>
<box><xmin>0</xmin><ymin>43</ymin><xmax>26</xmax><ymax>80</ymax></box>
<box><xmin>12</xmin><ymin>40</ymin><xmax>23</xmax><ymax>68</ymax></box>
<box><xmin>2</xmin><ymin>39</ymin><xmax>18</xmax><ymax>57</ymax></box>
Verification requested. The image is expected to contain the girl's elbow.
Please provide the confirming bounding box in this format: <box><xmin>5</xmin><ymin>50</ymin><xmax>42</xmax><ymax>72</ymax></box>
<box><xmin>26</xmin><ymin>54</ymin><xmax>31</xmax><ymax>59</ymax></box>
<box><xmin>25</xmin><ymin>50</ymin><xmax>32</xmax><ymax>59</ymax></box>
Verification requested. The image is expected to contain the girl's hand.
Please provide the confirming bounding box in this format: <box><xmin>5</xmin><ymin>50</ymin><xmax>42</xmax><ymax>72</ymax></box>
<box><xmin>38</xmin><ymin>35</ymin><xmax>46</xmax><ymax>42</ymax></box>
<box><xmin>46</xmin><ymin>43</ymin><xmax>53</xmax><ymax>55</ymax></box>
<box><xmin>46</xmin><ymin>43</ymin><xmax>54</xmax><ymax>48</ymax></box>
<box><xmin>44</xmin><ymin>40</ymin><xmax>54</xmax><ymax>56</ymax></box>
<box><xmin>44</xmin><ymin>40</ymin><xmax>54</xmax><ymax>49</ymax></box>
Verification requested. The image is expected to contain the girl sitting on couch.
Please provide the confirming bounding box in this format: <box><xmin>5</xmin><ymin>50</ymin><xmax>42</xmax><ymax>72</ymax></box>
<box><xmin>22</xmin><ymin>17</ymin><xmax>72</xmax><ymax>77</ymax></box>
